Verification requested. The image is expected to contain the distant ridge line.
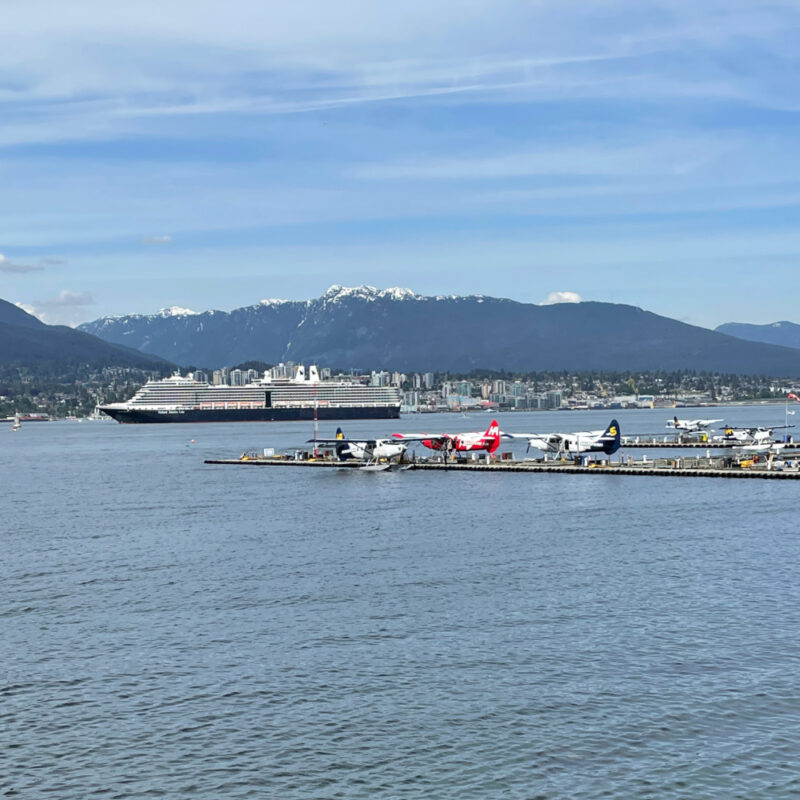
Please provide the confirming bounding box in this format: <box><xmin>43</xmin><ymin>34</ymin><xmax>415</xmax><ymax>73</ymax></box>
<box><xmin>78</xmin><ymin>285</ymin><xmax>800</xmax><ymax>376</ymax></box>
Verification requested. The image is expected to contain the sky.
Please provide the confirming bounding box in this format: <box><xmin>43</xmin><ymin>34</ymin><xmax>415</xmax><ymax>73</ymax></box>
<box><xmin>2</xmin><ymin>0</ymin><xmax>800</xmax><ymax>327</ymax></box>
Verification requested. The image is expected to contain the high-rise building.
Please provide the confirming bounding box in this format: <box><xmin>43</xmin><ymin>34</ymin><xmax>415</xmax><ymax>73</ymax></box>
<box><xmin>546</xmin><ymin>390</ymin><xmax>563</xmax><ymax>409</ymax></box>
<box><xmin>492</xmin><ymin>380</ymin><xmax>508</xmax><ymax>395</ymax></box>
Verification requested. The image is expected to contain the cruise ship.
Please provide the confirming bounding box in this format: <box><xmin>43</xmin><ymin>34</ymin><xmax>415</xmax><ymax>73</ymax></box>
<box><xmin>99</xmin><ymin>366</ymin><xmax>402</xmax><ymax>423</ymax></box>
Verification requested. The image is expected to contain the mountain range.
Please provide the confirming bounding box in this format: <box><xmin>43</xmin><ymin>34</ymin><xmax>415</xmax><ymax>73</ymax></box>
<box><xmin>715</xmin><ymin>321</ymin><xmax>800</xmax><ymax>351</ymax></box>
<box><xmin>0</xmin><ymin>298</ymin><xmax>170</xmax><ymax>370</ymax></box>
<box><xmin>76</xmin><ymin>285</ymin><xmax>800</xmax><ymax>375</ymax></box>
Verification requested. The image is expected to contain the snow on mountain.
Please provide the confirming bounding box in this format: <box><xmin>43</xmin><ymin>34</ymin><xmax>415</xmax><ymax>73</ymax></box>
<box><xmin>77</xmin><ymin>286</ymin><xmax>800</xmax><ymax>375</ymax></box>
<box><xmin>320</xmin><ymin>285</ymin><xmax>422</xmax><ymax>304</ymax></box>
<box><xmin>157</xmin><ymin>306</ymin><xmax>199</xmax><ymax>317</ymax></box>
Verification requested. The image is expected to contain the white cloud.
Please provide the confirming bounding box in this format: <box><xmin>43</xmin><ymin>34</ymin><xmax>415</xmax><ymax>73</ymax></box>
<box><xmin>142</xmin><ymin>234</ymin><xmax>172</xmax><ymax>245</ymax></box>
<box><xmin>0</xmin><ymin>253</ymin><xmax>44</xmax><ymax>273</ymax></box>
<box><xmin>542</xmin><ymin>291</ymin><xmax>582</xmax><ymax>305</ymax></box>
<box><xmin>0</xmin><ymin>1</ymin><xmax>798</xmax><ymax>149</ymax></box>
<box><xmin>14</xmin><ymin>302</ymin><xmax>40</xmax><ymax>318</ymax></box>
<box><xmin>38</xmin><ymin>289</ymin><xmax>95</xmax><ymax>307</ymax></box>
<box><xmin>21</xmin><ymin>290</ymin><xmax>96</xmax><ymax>326</ymax></box>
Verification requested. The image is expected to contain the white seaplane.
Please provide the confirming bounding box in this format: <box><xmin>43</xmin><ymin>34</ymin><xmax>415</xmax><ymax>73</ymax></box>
<box><xmin>308</xmin><ymin>427</ymin><xmax>409</xmax><ymax>471</ymax></box>
<box><xmin>504</xmin><ymin>419</ymin><xmax>621</xmax><ymax>458</ymax></box>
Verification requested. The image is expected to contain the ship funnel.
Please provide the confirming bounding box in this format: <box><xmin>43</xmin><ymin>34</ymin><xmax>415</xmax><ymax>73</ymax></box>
<box><xmin>294</xmin><ymin>365</ymin><xmax>306</xmax><ymax>382</ymax></box>
<box><xmin>308</xmin><ymin>365</ymin><xmax>320</xmax><ymax>382</ymax></box>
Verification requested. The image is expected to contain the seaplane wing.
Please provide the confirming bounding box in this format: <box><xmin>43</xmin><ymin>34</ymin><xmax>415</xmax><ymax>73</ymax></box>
<box><xmin>721</xmin><ymin>424</ymin><xmax>794</xmax><ymax>444</ymax></box>
<box><xmin>390</xmin><ymin>432</ymin><xmax>450</xmax><ymax>442</ymax></box>
<box><xmin>722</xmin><ymin>424</ymin><xmax>794</xmax><ymax>434</ymax></box>
<box><xmin>502</xmin><ymin>431</ymin><xmax>565</xmax><ymax>449</ymax></box>
<box><xmin>309</xmin><ymin>437</ymin><xmax>379</xmax><ymax>447</ymax></box>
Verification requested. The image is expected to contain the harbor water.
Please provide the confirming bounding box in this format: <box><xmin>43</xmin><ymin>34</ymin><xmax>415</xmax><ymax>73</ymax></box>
<box><xmin>3</xmin><ymin>407</ymin><xmax>800</xmax><ymax>798</ymax></box>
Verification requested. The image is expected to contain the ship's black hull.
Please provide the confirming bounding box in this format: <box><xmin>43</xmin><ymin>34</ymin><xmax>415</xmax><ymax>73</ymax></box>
<box><xmin>101</xmin><ymin>406</ymin><xmax>401</xmax><ymax>424</ymax></box>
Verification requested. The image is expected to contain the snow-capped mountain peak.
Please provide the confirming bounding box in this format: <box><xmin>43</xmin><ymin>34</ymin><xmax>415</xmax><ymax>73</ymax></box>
<box><xmin>322</xmin><ymin>284</ymin><xmax>420</xmax><ymax>303</ymax></box>
<box><xmin>157</xmin><ymin>306</ymin><xmax>199</xmax><ymax>318</ymax></box>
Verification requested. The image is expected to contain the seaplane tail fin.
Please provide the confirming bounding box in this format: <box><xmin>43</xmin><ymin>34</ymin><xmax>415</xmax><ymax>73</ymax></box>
<box><xmin>485</xmin><ymin>419</ymin><xmax>501</xmax><ymax>453</ymax></box>
<box><xmin>601</xmin><ymin>419</ymin><xmax>621</xmax><ymax>454</ymax></box>
<box><xmin>333</xmin><ymin>427</ymin><xmax>352</xmax><ymax>459</ymax></box>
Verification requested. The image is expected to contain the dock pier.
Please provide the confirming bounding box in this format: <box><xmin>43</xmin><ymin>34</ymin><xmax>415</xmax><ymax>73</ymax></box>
<box><xmin>204</xmin><ymin>456</ymin><xmax>800</xmax><ymax>480</ymax></box>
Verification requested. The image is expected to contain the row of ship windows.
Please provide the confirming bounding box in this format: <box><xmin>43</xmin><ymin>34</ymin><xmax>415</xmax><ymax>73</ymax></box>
<box><xmin>129</xmin><ymin>389</ymin><xmax>401</xmax><ymax>405</ymax></box>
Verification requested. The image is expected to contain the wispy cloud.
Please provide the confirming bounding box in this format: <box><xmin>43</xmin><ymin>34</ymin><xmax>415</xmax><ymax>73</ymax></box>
<box><xmin>37</xmin><ymin>289</ymin><xmax>95</xmax><ymax>308</ymax></box>
<box><xmin>352</xmin><ymin>136</ymin><xmax>733</xmax><ymax>182</ymax></box>
<box><xmin>2</xmin><ymin>1</ymin><xmax>800</xmax><ymax>327</ymax></box>
<box><xmin>15</xmin><ymin>302</ymin><xmax>40</xmax><ymax>318</ymax></box>
<box><xmin>0</xmin><ymin>253</ymin><xmax>44</xmax><ymax>273</ymax></box>
<box><xmin>1</xmin><ymin>2</ymin><xmax>799</xmax><ymax>145</ymax></box>
<box><xmin>23</xmin><ymin>290</ymin><xmax>96</xmax><ymax>326</ymax></box>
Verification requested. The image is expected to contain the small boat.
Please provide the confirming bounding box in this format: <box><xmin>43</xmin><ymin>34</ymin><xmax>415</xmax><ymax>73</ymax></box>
<box><xmin>12</xmin><ymin>414</ymin><xmax>21</xmax><ymax>431</ymax></box>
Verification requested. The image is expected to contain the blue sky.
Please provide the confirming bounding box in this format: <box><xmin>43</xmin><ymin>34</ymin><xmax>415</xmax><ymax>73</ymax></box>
<box><xmin>2</xmin><ymin>0</ymin><xmax>800</xmax><ymax>327</ymax></box>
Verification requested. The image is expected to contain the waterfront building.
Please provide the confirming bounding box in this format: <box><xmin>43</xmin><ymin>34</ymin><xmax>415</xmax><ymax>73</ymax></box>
<box><xmin>546</xmin><ymin>390</ymin><xmax>563</xmax><ymax>409</ymax></box>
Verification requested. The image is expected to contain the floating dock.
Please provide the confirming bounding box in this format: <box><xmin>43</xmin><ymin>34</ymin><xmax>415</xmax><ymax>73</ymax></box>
<box><xmin>204</xmin><ymin>456</ymin><xmax>800</xmax><ymax>480</ymax></box>
<box><xmin>620</xmin><ymin>437</ymin><xmax>799</xmax><ymax>450</ymax></box>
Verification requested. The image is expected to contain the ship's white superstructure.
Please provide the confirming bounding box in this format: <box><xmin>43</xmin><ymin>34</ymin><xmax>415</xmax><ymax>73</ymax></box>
<box><xmin>99</xmin><ymin>366</ymin><xmax>402</xmax><ymax>422</ymax></box>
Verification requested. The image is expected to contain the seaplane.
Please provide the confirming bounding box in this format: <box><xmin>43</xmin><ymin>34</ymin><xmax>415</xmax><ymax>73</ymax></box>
<box><xmin>719</xmin><ymin>424</ymin><xmax>794</xmax><ymax>448</ymax></box>
<box><xmin>667</xmin><ymin>416</ymin><xmax>723</xmax><ymax>433</ymax></box>
<box><xmin>503</xmin><ymin>419</ymin><xmax>621</xmax><ymax>458</ymax></box>
<box><xmin>391</xmin><ymin>419</ymin><xmax>502</xmax><ymax>457</ymax></box>
<box><xmin>308</xmin><ymin>428</ymin><xmax>409</xmax><ymax>471</ymax></box>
